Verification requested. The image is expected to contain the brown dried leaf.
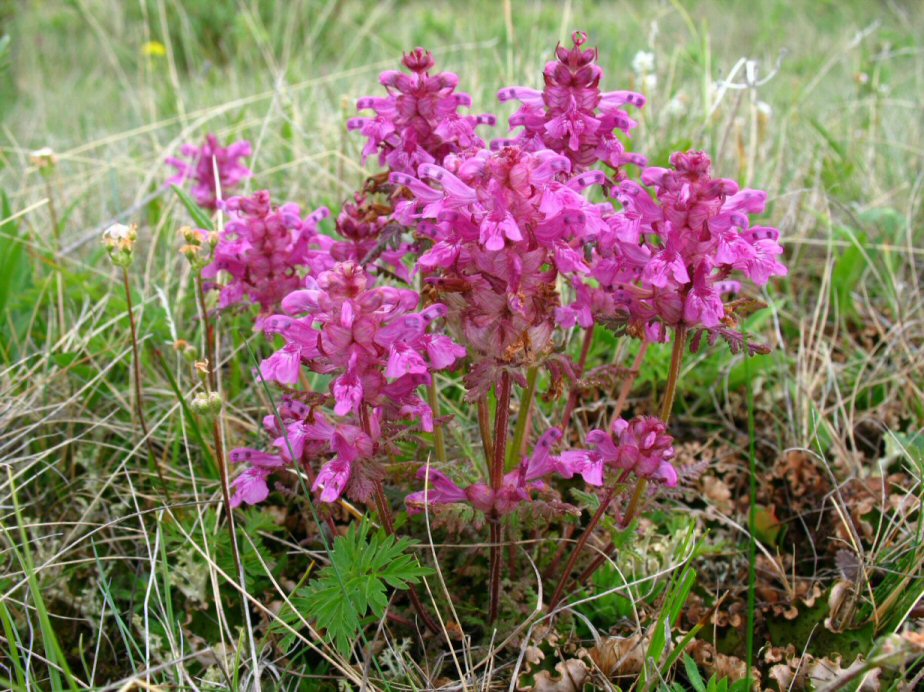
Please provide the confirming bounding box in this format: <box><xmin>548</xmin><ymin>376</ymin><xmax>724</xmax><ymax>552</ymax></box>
<box><xmin>521</xmin><ymin>659</ymin><xmax>588</xmax><ymax>692</ymax></box>
<box><xmin>583</xmin><ymin>634</ymin><xmax>648</xmax><ymax>678</ymax></box>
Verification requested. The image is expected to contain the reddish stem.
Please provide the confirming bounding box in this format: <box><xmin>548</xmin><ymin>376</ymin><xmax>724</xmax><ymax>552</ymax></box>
<box><xmin>612</xmin><ymin>341</ymin><xmax>650</xmax><ymax>422</ymax></box>
<box><xmin>560</xmin><ymin>325</ymin><xmax>595</xmax><ymax>432</ymax></box>
<box><xmin>548</xmin><ymin>484</ymin><xmax>617</xmax><ymax>610</ymax></box>
<box><xmin>373</xmin><ymin>480</ymin><xmax>440</xmax><ymax>634</ymax></box>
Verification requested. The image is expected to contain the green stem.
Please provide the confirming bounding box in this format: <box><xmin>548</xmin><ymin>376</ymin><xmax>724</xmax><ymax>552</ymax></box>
<box><xmin>426</xmin><ymin>377</ymin><xmax>447</xmax><ymax>464</ymax></box>
<box><xmin>489</xmin><ymin>371</ymin><xmax>513</xmax><ymax>623</ymax></box>
<box><xmin>507</xmin><ymin>365</ymin><xmax>539</xmax><ymax>470</ymax></box>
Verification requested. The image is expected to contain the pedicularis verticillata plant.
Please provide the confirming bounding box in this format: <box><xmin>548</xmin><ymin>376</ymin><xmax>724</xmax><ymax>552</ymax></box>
<box><xmin>168</xmin><ymin>32</ymin><xmax>787</xmax><ymax>631</ymax></box>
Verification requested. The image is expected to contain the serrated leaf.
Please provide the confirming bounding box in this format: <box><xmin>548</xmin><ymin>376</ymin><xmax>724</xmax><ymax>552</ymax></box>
<box><xmin>271</xmin><ymin>521</ymin><xmax>434</xmax><ymax>655</ymax></box>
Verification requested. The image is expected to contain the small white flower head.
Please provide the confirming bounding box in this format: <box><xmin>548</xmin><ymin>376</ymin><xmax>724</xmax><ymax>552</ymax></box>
<box><xmin>30</xmin><ymin>147</ymin><xmax>58</xmax><ymax>170</ymax></box>
<box><xmin>641</xmin><ymin>73</ymin><xmax>658</xmax><ymax>93</ymax></box>
<box><xmin>102</xmin><ymin>223</ymin><xmax>138</xmax><ymax>267</ymax></box>
<box><xmin>631</xmin><ymin>50</ymin><xmax>656</xmax><ymax>76</ymax></box>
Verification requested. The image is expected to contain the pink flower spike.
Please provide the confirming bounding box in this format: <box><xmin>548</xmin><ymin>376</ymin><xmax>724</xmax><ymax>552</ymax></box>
<box><xmin>496</xmin><ymin>32</ymin><xmax>646</xmax><ymax>173</ymax></box>
<box><xmin>166</xmin><ymin>134</ymin><xmax>252</xmax><ymax>210</ymax></box>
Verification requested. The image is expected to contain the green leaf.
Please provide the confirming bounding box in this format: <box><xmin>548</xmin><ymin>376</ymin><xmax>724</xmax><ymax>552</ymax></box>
<box><xmin>271</xmin><ymin>521</ymin><xmax>433</xmax><ymax>655</ymax></box>
<box><xmin>171</xmin><ymin>185</ymin><xmax>214</xmax><ymax>231</ymax></box>
<box><xmin>684</xmin><ymin>655</ymin><xmax>706</xmax><ymax>692</ymax></box>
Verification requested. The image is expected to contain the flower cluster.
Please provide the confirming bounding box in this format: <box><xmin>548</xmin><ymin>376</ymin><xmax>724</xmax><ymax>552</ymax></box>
<box><xmin>202</xmin><ymin>190</ymin><xmax>330</xmax><ymax>314</ymax></box>
<box><xmin>309</xmin><ymin>192</ymin><xmax>413</xmax><ymax>283</ymax></box>
<box><xmin>393</xmin><ymin>145</ymin><xmax>608</xmax><ymax>375</ymax></box>
<box><xmin>163</xmin><ymin>37</ymin><xmax>789</xmax><ymax>574</ymax></box>
<box><xmin>231</xmin><ymin>261</ymin><xmax>465</xmax><ymax>506</ymax></box>
<box><xmin>406</xmin><ymin>428</ymin><xmax>603</xmax><ymax>516</ymax></box>
<box><xmin>495</xmin><ymin>31</ymin><xmax>646</xmax><ymax>174</ymax></box>
<box><xmin>584</xmin><ymin>416</ymin><xmax>677</xmax><ymax>486</ymax></box>
<box><xmin>167</xmin><ymin>134</ymin><xmax>253</xmax><ymax>210</ymax></box>
<box><xmin>561</xmin><ymin>150</ymin><xmax>786</xmax><ymax>342</ymax></box>
<box><xmin>348</xmin><ymin>48</ymin><xmax>496</xmax><ymax>175</ymax></box>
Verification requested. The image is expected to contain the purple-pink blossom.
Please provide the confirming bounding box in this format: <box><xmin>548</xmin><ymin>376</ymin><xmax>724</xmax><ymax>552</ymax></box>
<box><xmin>583</xmin><ymin>416</ymin><xmax>677</xmax><ymax>486</ymax></box>
<box><xmin>202</xmin><ymin>190</ymin><xmax>330</xmax><ymax>314</ymax></box>
<box><xmin>392</xmin><ymin>145</ymin><xmax>608</xmax><ymax>370</ymax></box>
<box><xmin>348</xmin><ymin>48</ymin><xmax>496</xmax><ymax>174</ymax></box>
<box><xmin>231</xmin><ymin>261</ymin><xmax>465</xmax><ymax>506</ymax></box>
<box><xmin>166</xmin><ymin>134</ymin><xmax>253</xmax><ymax>210</ymax></box>
<box><xmin>406</xmin><ymin>428</ymin><xmax>601</xmax><ymax>516</ymax></box>
<box><xmin>308</xmin><ymin>192</ymin><xmax>413</xmax><ymax>282</ymax></box>
<box><xmin>561</xmin><ymin>150</ymin><xmax>787</xmax><ymax>342</ymax></box>
<box><xmin>495</xmin><ymin>31</ymin><xmax>646</xmax><ymax>174</ymax></box>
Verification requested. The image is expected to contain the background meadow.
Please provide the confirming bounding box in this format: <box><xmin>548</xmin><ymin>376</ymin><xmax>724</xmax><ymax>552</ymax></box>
<box><xmin>1</xmin><ymin>0</ymin><xmax>923</xmax><ymax>689</ymax></box>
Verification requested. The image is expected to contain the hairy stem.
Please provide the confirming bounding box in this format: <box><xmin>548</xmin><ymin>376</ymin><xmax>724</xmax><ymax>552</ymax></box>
<box><xmin>507</xmin><ymin>365</ymin><xmax>539</xmax><ymax>470</ymax></box>
<box><xmin>489</xmin><ymin>371</ymin><xmax>513</xmax><ymax>623</ymax></box>
<box><xmin>122</xmin><ymin>267</ymin><xmax>167</xmax><ymax>497</ymax></box>
<box><xmin>560</xmin><ymin>324</ymin><xmax>595</xmax><ymax>432</ymax></box>
<box><xmin>44</xmin><ymin>176</ymin><xmax>66</xmax><ymax>338</ymax></box>
<box><xmin>196</xmin><ymin>276</ymin><xmax>218</xmax><ymax>392</ymax></box>
<box><xmin>660</xmin><ymin>325</ymin><xmax>687</xmax><ymax>421</ymax></box>
<box><xmin>477</xmin><ymin>399</ymin><xmax>493</xmax><ymax>466</ymax></box>
<box><xmin>612</xmin><ymin>341</ymin><xmax>650</xmax><ymax>421</ymax></box>
<box><xmin>574</xmin><ymin>326</ymin><xmax>689</xmax><ymax>589</ymax></box>
<box><xmin>372</xmin><ymin>481</ymin><xmax>440</xmax><ymax>634</ymax></box>
<box><xmin>548</xmin><ymin>483</ymin><xmax>617</xmax><ymax>610</ymax></box>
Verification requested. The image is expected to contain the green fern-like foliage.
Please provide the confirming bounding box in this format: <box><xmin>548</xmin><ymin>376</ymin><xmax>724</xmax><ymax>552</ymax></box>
<box><xmin>274</xmin><ymin>521</ymin><xmax>434</xmax><ymax>655</ymax></box>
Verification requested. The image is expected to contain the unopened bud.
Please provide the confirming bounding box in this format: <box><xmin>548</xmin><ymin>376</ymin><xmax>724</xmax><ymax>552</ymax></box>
<box><xmin>190</xmin><ymin>391</ymin><xmax>222</xmax><ymax>415</ymax></box>
<box><xmin>173</xmin><ymin>339</ymin><xmax>198</xmax><ymax>361</ymax></box>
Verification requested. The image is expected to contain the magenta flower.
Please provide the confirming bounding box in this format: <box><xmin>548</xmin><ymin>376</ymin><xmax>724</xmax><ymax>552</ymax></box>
<box><xmin>562</xmin><ymin>150</ymin><xmax>786</xmax><ymax>345</ymax></box>
<box><xmin>310</xmin><ymin>192</ymin><xmax>413</xmax><ymax>282</ymax></box>
<box><xmin>229</xmin><ymin>448</ymin><xmax>285</xmax><ymax>508</ymax></box>
<box><xmin>582</xmin><ymin>416</ymin><xmax>677</xmax><ymax>486</ymax></box>
<box><xmin>348</xmin><ymin>48</ymin><xmax>496</xmax><ymax>174</ymax></box>
<box><xmin>495</xmin><ymin>31</ymin><xmax>646</xmax><ymax>174</ymax></box>
<box><xmin>166</xmin><ymin>134</ymin><xmax>253</xmax><ymax>210</ymax></box>
<box><xmin>233</xmin><ymin>262</ymin><xmax>465</xmax><ymax>506</ymax></box>
<box><xmin>406</xmin><ymin>428</ymin><xmax>603</xmax><ymax>516</ymax></box>
<box><xmin>202</xmin><ymin>190</ymin><xmax>330</xmax><ymax>314</ymax></box>
<box><xmin>392</xmin><ymin>146</ymin><xmax>608</xmax><ymax>371</ymax></box>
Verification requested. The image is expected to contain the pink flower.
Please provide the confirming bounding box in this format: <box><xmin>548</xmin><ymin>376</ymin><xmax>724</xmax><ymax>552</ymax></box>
<box><xmin>585</xmin><ymin>416</ymin><xmax>677</xmax><ymax>486</ymax></box>
<box><xmin>166</xmin><ymin>134</ymin><xmax>252</xmax><ymax>210</ymax></box>
<box><xmin>203</xmin><ymin>190</ymin><xmax>330</xmax><ymax>314</ymax></box>
<box><xmin>406</xmin><ymin>427</ymin><xmax>604</xmax><ymax>515</ymax></box>
<box><xmin>242</xmin><ymin>262</ymin><xmax>465</xmax><ymax>505</ymax></box>
<box><xmin>495</xmin><ymin>32</ymin><xmax>646</xmax><ymax>173</ymax></box>
<box><xmin>394</xmin><ymin>146</ymin><xmax>607</xmax><ymax>368</ymax></box>
<box><xmin>228</xmin><ymin>447</ymin><xmax>285</xmax><ymax>507</ymax></box>
<box><xmin>564</xmin><ymin>150</ymin><xmax>786</xmax><ymax>344</ymax></box>
<box><xmin>348</xmin><ymin>48</ymin><xmax>496</xmax><ymax>174</ymax></box>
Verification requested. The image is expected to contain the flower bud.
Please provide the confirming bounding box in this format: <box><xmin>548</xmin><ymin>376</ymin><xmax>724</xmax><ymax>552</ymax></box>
<box><xmin>102</xmin><ymin>223</ymin><xmax>138</xmax><ymax>267</ymax></box>
<box><xmin>173</xmin><ymin>339</ymin><xmax>198</xmax><ymax>361</ymax></box>
<box><xmin>190</xmin><ymin>391</ymin><xmax>222</xmax><ymax>415</ymax></box>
